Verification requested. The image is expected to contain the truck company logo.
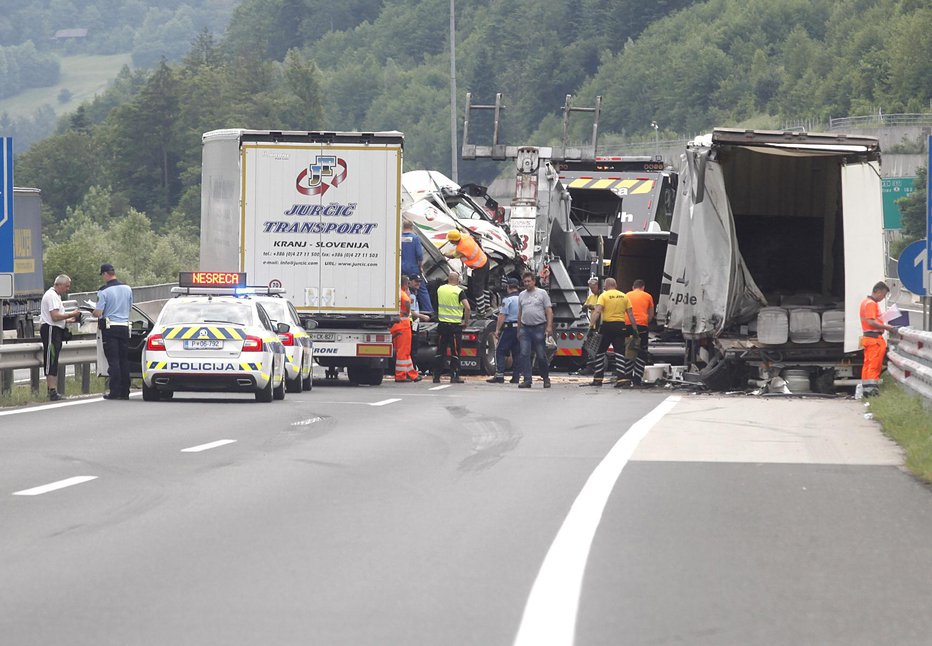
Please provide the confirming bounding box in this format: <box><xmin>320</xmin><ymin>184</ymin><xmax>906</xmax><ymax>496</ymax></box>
<box><xmin>296</xmin><ymin>155</ymin><xmax>347</xmax><ymax>196</ymax></box>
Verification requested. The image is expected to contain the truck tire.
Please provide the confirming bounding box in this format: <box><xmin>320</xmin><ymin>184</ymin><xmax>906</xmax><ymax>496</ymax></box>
<box><xmin>365</xmin><ymin>368</ymin><xmax>384</xmax><ymax>386</ymax></box>
<box><xmin>478</xmin><ymin>322</ymin><xmax>497</xmax><ymax>376</ymax></box>
<box><xmin>347</xmin><ymin>365</ymin><xmax>362</xmax><ymax>385</ymax></box>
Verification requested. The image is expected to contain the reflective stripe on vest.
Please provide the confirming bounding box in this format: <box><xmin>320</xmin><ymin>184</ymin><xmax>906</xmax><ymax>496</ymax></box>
<box><xmin>458</xmin><ymin>235</ymin><xmax>487</xmax><ymax>268</ymax></box>
<box><xmin>437</xmin><ymin>284</ymin><xmax>465</xmax><ymax>323</ymax></box>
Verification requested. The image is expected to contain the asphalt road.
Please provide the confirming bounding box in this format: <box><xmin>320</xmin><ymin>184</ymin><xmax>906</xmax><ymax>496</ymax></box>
<box><xmin>2</xmin><ymin>376</ymin><xmax>931</xmax><ymax>645</ymax></box>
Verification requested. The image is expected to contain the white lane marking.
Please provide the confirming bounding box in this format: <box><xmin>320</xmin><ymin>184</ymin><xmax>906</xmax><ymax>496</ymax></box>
<box><xmin>181</xmin><ymin>439</ymin><xmax>237</xmax><ymax>453</ymax></box>
<box><xmin>0</xmin><ymin>397</ymin><xmax>102</xmax><ymax>416</ymax></box>
<box><xmin>513</xmin><ymin>395</ymin><xmax>681</xmax><ymax>646</ymax></box>
<box><xmin>291</xmin><ymin>417</ymin><xmax>323</xmax><ymax>427</ymax></box>
<box><xmin>13</xmin><ymin>475</ymin><xmax>98</xmax><ymax>496</ymax></box>
<box><xmin>429</xmin><ymin>384</ymin><xmax>451</xmax><ymax>391</ymax></box>
<box><xmin>369</xmin><ymin>398</ymin><xmax>402</xmax><ymax>407</ymax></box>
<box><xmin>0</xmin><ymin>391</ymin><xmax>142</xmax><ymax>417</ymax></box>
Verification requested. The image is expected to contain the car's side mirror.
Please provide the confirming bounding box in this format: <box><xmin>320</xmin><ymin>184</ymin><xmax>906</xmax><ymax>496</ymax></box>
<box><xmin>276</xmin><ymin>322</ymin><xmax>290</xmax><ymax>334</ymax></box>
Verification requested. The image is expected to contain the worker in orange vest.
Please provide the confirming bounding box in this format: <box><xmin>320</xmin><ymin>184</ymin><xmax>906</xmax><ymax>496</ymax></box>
<box><xmin>391</xmin><ymin>275</ymin><xmax>420</xmax><ymax>382</ymax></box>
<box><xmin>859</xmin><ymin>281</ymin><xmax>899</xmax><ymax>383</ymax></box>
<box><xmin>624</xmin><ymin>279</ymin><xmax>656</xmax><ymax>385</ymax></box>
<box><xmin>444</xmin><ymin>229</ymin><xmax>490</xmax><ymax>314</ymax></box>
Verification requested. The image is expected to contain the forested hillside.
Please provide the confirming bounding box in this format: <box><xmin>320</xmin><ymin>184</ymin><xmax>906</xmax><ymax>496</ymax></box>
<box><xmin>12</xmin><ymin>0</ymin><xmax>932</xmax><ymax>289</ymax></box>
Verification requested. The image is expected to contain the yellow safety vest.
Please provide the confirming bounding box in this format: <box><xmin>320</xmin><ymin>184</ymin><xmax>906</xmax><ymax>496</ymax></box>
<box><xmin>437</xmin><ymin>284</ymin><xmax>465</xmax><ymax>323</ymax></box>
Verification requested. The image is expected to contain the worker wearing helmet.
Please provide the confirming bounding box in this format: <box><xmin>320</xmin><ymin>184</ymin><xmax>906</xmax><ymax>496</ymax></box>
<box><xmin>443</xmin><ymin>228</ymin><xmax>490</xmax><ymax>315</ymax></box>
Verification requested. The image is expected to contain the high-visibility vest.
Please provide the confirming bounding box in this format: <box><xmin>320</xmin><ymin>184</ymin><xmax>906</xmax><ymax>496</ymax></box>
<box><xmin>437</xmin><ymin>284</ymin><xmax>465</xmax><ymax>323</ymax></box>
<box><xmin>400</xmin><ymin>289</ymin><xmax>412</xmax><ymax>318</ymax></box>
<box><xmin>859</xmin><ymin>297</ymin><xmax>880</xmax><ymax>332</ymax></box>
<box><xmin>457</xmin><ymin>235</ymin><xmax>487</xmax><ymax>269</ymax></box>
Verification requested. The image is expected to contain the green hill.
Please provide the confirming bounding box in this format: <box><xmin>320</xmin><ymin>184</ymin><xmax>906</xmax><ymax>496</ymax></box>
<box><xmin>0</xmin><ymin>53</ymin><xmax>131</xmax><ymax>120</ymax></box>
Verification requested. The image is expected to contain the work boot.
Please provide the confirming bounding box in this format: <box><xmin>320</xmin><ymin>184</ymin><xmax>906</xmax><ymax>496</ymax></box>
<box><xmin>432</xmin><ymin>376</ymin><xmax>441</xmax><ymax>384</ymax></box>
<box><xmin>486</xmin><ymin>376</ymin><xmax>505</xmax><ymax>383</ymax></box>
<box><xmin>543</xmin><ymin>379</ymin><xmax>551</xmax><ymax>389</ymax></box>
<box><xmin>518</xmin><ymin>382</ymin><xmax>531</xmax><ymax>389</ymax></box>
<box><xmin>450</xmin><ymin>376</ymin><xmax>465</xmax><ymax>384</ymax></box>
<box><xmin>48</xmin><ymin>390</ymin><xmax>62</xmax><ymax>401</ymax></box>
<box><xmin>509</xmin><ymin>376</ymin><xmax>520</xmax><ymax>384</ymax></box>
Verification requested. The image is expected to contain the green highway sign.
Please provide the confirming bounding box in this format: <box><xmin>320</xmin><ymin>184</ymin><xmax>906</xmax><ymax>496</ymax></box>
<box><xmin>881</xmin><ymin>176</ymin><xmax>916</xmax><ymax>229</ymax></box>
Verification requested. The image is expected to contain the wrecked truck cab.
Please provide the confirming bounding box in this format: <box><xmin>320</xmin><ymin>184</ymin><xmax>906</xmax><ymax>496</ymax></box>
<box><xmin>657</xmin><ymin>128</ymin><xmax>884</xmax><ymax>393</ymax></box>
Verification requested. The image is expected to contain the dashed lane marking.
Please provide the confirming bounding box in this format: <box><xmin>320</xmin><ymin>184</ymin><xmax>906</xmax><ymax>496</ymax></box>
<box><xmin>181</xmin><ymin>439</ymin><xmax>237</xmax><ymax>453</ymax></box>
<box><xmin>513</xmin><ymin>395</ymin><xmax>682</xmax><ymax>646</ymax></box>
<box><xmin>369</xmin><ymin>398</ymin><xmax>402</xmax><ymax>407</ymax></box>
<box><xmin>13</xmin><ymin>476</ymin><xmax>98</xmax><ymax>496</ymax></box>
<box><xmin>428</xmin><ymin>385</ymin><xmax>451</xmax><ymax>391</ymax></box>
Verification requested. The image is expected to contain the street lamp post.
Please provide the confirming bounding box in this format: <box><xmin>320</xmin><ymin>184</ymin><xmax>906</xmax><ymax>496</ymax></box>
<box><xmin>650</xmin><ymin>121</ymin><xmax>659</xmax><ymax>158</ymax></box>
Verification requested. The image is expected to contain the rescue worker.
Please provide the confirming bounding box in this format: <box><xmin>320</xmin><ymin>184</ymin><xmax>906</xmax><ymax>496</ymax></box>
<box><xmin>401</xmin><ymin>220</ymin><xmax>432</xmax><ymax>313</ymax></box>
<box><xmin>859</xmin><ymin>281</ymin><xmax>899</xmax><ymax>383</ymax></box>
<box><xmin>443</xmin><ymin>229</ymin><xmax>489</xmax><ymax>315</ymax></box>
<box><xmin>574</xmin><ymin>276</ymin><xmax>602</xmax><ymax>376</ymax></box>
<box><xmin>624</xmin><ymin>279</ymin><xmax>655</xmax><ymax>386</ymax></box>
<box><xmin>486</xmin><ymin>277</ymin><xmax>521</xmax><ymax>384</ymax></box>
<box><xmin>391</xmin><ymin>275</ymin><xmax>421</xmax><ymax>383</ymax></box>
<box><xmin>408</xmin><ymin>274</ymin><xmax>430</xmax><ymax>374</ymax></box>
<box><xmin>433</xmin><ymin>270</ymin><xmax>470</xmax><ymax>384</ymax></box>
<box><xmin>583</xmin><ymin>277</ymin><xmax>639</xmax><ymax>388</ymax></box>
<box><xmin>93</xmin><ymin>263</ymin><xmax>134</xmax><ymax>400</ymax></box>
<box><xmin>39</xmin><ymin>274</ymin><xmax>82</xmax><ymax>400</ymax></box>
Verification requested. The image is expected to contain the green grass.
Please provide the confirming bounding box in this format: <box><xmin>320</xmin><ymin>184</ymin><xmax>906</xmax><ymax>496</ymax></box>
<box><xmin>0</xmin><ymin>373</ymin><xmax>108</xmax><ymax>408</ymax></box>
<box><xmin>869</xmin><ymin>376</ymin><xmax>932</xmax><ymax>482</ymax></box>
<box><xmin>0</xmin><ymin>53</ymin><xmax>132</xmax><ymax>120</ymax></box>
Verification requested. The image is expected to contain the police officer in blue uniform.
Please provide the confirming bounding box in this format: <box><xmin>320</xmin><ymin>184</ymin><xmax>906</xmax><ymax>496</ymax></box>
<box><xmin>93</xmin><ymin>263</ymin><xmax>134</xmax><ymax>400</ymax></box>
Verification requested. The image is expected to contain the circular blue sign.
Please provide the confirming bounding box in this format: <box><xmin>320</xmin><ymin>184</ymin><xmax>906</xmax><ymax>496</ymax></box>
<box><xmin>897</xmin><ymin>239</ymin><xmax>928</xmax><ymax>296</ymax></box>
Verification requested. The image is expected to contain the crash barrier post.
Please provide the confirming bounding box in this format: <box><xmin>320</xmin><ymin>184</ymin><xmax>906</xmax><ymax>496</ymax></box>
<box><xmin>887</xmin><ymin>327</ymin><xmax>932</xmax><ymax>403</ymax></box>
<box><xmin>0</xmin><ymin>339</ymin><xmax>98</xmax><ymax>396</ymax></box>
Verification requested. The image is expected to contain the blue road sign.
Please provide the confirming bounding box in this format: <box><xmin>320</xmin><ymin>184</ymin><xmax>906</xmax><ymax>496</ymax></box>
<box><xmin>0</xmin><ymin>137</ymin><xmax>12</xmax><ymax>274</ymax></box>
<box><xmin>898</xmin><ymin>239</ymin><xmax>928</xmax><ymax>296</ymax></box>
<box><xmin>0</xmin><ymin>136</ymin><xmax>13</xmax><ymax>298</ymax></box>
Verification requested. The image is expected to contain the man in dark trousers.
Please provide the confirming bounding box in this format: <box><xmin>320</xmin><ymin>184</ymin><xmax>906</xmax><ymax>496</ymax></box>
<box><xmin>433</xmin><ymin>270</ymin><xmax>470</xmax><ymax>384</ymax></box>
<box><xmin>93</xmin><ymin>263</ymin><xmax>134</xmax><ymax>400</ymax></box>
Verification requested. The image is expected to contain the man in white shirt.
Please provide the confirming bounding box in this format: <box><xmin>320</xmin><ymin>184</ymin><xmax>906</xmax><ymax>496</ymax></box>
<box><xmin>40</xmin><ymin>274</ymin><xmax>82</xmax><ymax>400</ymax></box>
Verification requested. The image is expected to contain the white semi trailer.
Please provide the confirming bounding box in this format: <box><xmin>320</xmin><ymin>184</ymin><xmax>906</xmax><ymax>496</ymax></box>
<box><xmin>200</xmin><ymin>129</ymin><xmax>404</xmax><ymax>385</ymax></box>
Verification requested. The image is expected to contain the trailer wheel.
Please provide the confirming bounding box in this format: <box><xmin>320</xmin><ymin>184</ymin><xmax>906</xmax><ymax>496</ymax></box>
<box><xmin>364</xmin><ymin>368</ymin><xmax>384</xmax><ymax>386</ymax></box>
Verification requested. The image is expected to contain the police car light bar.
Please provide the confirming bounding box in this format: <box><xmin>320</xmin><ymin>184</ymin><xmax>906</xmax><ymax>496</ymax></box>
<box><xmin>179</xmin><ymin>271</ymin><xmax>246</xmax><ymax>288</ymax></box>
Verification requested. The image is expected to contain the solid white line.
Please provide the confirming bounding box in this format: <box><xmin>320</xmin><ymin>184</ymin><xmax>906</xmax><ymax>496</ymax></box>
<box><xmin>0</xmin><ymin>391</ymin><xmax>142</xmax><ymax>417</ymax></box>
<box><xmin>13</xmin><ymin>475</ymin><xmax>98</xmax><ymax>496</ymax></box>
<box><xmin>181</xmin><ymin>439</ymin><xmax>237</xmax><ymax>453</ymax></box>
<box><xmin>513</xmin><ymin>395</ymin><xmax>682</xmax><ymax>646</ymax></box>
<box><xmin>369</xmin><ymin>398</ymin><xmax>402</xmax><ymax>407</ymax></box>
<box><xmin>428</xmin><ymin>384</ymin><xmax>451</xmax><ymax>391</ymax></box>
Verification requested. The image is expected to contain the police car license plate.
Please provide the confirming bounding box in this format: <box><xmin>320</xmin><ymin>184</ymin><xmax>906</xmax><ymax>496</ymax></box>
<box><xmin>184</xmin><ymin>339</ymin><xmax>224</xmax><ymax>350</ymax></box>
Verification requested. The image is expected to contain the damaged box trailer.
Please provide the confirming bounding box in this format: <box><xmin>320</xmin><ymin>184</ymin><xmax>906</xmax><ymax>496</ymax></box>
<box><xmin>657</xmin><ymin>128</ymin><xmax>884</xmax><ymax>392</ymax></box>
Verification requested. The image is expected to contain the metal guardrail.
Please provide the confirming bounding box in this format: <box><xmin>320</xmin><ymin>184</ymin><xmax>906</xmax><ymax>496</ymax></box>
<box><xmin>0</xmin><ymin>338</ymin><xmax>98</xmax><ymax>396</ymax></box>
<box><xmin>888</xmin><ymin>327</ymin><xmax>932</xmax><ymax>401</ymax></box>
<box><xmin>68</xmin><ymin>282</ymin><xmax>178</xmax><ymax>306</ymax></box>
<box><xmin>829</xmin><ymin>113</ymin><xmax>932</xmax><ymax>130</ymax></box>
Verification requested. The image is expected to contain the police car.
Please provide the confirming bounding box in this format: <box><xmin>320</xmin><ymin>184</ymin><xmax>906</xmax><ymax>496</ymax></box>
<box><xmin>141</xmin><ymin>272</ymin><xmax>288</xmax><ymax>402</ymax></box>
<box><xmin>240</xmin><ymin>291</ymin><xmax>314</xmax><ymax>392</ymax></box>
